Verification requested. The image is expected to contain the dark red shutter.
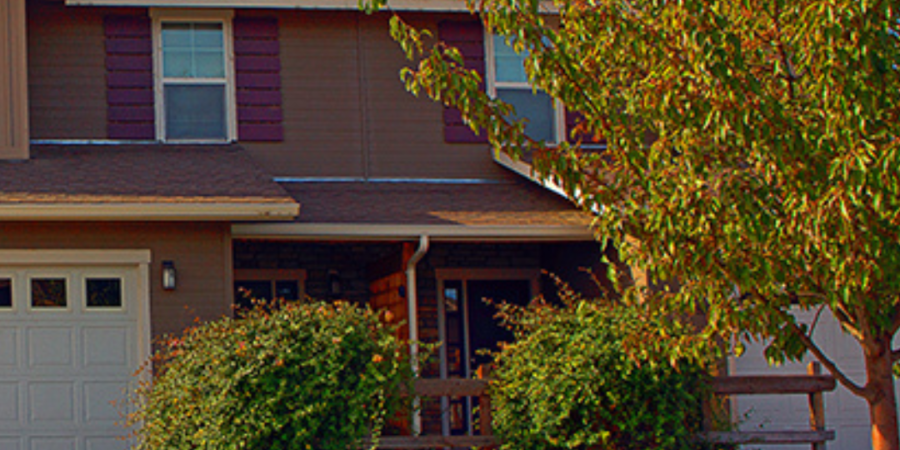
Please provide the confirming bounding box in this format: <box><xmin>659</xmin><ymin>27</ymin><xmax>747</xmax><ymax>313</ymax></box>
<box><xmin>438</xmin><ymin>20</ymin><xmax>488</xmax><ymax>144</ymax></box>
<box><xmin>234</xmin><ymin>17</ymin><xmax>283</xmax><ymax>142</ymax></box>
<box><xmin>105</xmin><ymin>15</ymin><xmax>154</xmax><ymax>140</ymax></box>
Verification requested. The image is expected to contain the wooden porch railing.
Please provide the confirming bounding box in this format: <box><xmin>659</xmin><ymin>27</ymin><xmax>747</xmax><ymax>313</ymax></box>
<box><xmin>368</xmin><ymin>362</ymin><xmax>836</xmax><ymax>449</ymax></box>
<box><xmin>364</xmin><ymin>376</ymin><xmax>497</xmax><ymax>449</ymax></box>
<box><xmin>702</xmin><ymin>362</ymin><xmax>836</xmax><ymax>449</ymax></box>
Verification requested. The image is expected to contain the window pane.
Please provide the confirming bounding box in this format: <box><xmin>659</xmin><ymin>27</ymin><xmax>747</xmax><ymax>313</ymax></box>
<box><xmin>86</xmin><ymin>278</ymin><xmax>123</xmax><ymax>308</ymax></box>
<box><xmin>31</xmin><ymin>278</ymin><xmax>67</xmax><ymax>308</ymax></box>
<box><xmin>194</xmin><ymin>50</ymin><xmax>225</xmax><ymax>78</ymax></box>
<box><xmin>161</xmin><ymin>22</ymin><xmax>191</xmax><ymax>47</ymax></box>
<box><xmin>193</xmin><ymin>23</ymin><xmax>224</xmax><ymax>48</ymax></box>
<box><xmin>0</xmin><ymin>279</ymin><xmax>10</xmax><ymax>308</ymax></box>
<box><xmin>163</xmin><ymin>49</ymin><xmax>192</xmax><ymax>78</ymax></box>
<box><xmin>497</xmin><ymin>88</ymin><xmax>555</xmax><ymax>142</ymax></box>
<box><xmin>162</xmin><ymin>22</ymin><xmax>224</xmax><ymax>79</ymax></box>
<box><xmin>235</xmin><ymin>281</ymin><xmax>273</xmax><ymax>311</ymax></box>
<box><xmin>165</xmin><ymin>84</ymin><xmax>227</xmax><ymax>140</ymax></box>
<box><xmin>274</xmin><ymin>281</ymin><xmax>299</xmax><ymax>301</ymax></box>
<box><xmin>493</xmin><ymin>35</ymin><xmax>529</xmax><ymax>83</ymax></box>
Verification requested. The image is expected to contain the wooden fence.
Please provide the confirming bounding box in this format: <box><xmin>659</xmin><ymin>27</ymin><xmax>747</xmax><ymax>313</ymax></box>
<box><xmin>370</xmin><ymin>362</ymin><xmax>836</xmax><ymax>449</ymax></box>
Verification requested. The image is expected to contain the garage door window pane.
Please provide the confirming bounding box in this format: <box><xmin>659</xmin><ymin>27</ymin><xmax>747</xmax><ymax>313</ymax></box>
<box><xmin>0</xmin><ymin>279</ymin><xmax>10</xmax><ymax>308</ymax></box>
<box><xmin>31</xmin><ymin>278</ymin><xmax>67</xmax><ymax>308</ymax></box>
<box><xmin>86</xmin><ymin>279</ymin><xmax>123</xmax><ymax>308</ymax></box>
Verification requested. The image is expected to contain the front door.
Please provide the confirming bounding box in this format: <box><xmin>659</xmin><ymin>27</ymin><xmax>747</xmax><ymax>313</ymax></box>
<box><xmin>440</xmin><ymin>278</ymin><xmax>532</xmax><ymax>435</ymax></box>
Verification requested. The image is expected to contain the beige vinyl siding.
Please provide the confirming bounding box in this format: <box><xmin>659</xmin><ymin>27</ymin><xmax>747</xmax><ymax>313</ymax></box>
<box><xmin>0</xmin><ymin>222</ymin><xmax>232</xmax><ymax>338</ymax></box>
<box><xmin>26</xmin><ymin>6</ymin><xmax>505</xmax><ymax>180</ymax></box>
<box><xmin>241</xmin><ymin>11</ymin><xmax>506</xmax><ymax>180</ymax></box>
<box><xmin>360</xmin><ymin>13</ymin><xmax>502</xmax><ymax>180</ymax></box>
<box><xmin>242</xmin><ymin>10</ymin><xmax>365</xmax><ymax>177</ymax></box>
<box><xmin>27</xmin><ymin>1</ymin><xmax>108</xmax><ymax>140</ymax></box>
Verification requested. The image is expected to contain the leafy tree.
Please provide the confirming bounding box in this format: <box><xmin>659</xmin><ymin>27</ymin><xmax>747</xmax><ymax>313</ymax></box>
<box><xmin>364</xmin><ymin>0</ymin><xmax>900</xmax><ymax>448</ymax></box>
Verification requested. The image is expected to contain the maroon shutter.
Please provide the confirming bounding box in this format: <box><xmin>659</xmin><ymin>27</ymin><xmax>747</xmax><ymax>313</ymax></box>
<box><xmin>234</xmin><ymin>17</ymin><xmax>283</xmax><ymax>142</ymax></box>
<box><xmin>105</xmin><ymin>15</ymin><xmax>154</xmax><ymax>140</ymax></box>
<box><xmin>438</xmin><ymin>20</ymin><xmax>488</xmax><ymax>144</ymax></box>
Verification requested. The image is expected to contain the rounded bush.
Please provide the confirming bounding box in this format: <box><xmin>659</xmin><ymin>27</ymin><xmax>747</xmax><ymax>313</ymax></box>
<box><xmin>491</xmin><ymin>299</ymin><xmax>709</xmax><ymax>450</ymax></box>
<box><xmin>129</xmin><ymin>301</ymin><xmax>411</xmax><ymax>450</ymax></box>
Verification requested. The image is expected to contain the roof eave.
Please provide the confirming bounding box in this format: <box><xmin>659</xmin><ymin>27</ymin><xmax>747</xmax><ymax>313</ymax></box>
<box><xmin>0</xmin><ymin>202</ymin><xmax>300</xmax><ymax>221</ymax></box>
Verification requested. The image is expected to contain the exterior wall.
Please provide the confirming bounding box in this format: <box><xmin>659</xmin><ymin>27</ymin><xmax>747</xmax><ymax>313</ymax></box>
<box><xmin>233</xmin><ymin>240</ymin><xmax>399</xmax><ymax>304</ymax></box>
<box><xmin>27</xmin><ymin>0</ymin><xmax>109</xmax><ymax>139</ymax></box>
<box><xmin>26</xmin><ymin>4</ymin><xmax>504</xmax><ymax>180</ymax></box>
<box><xmin>240</xmin><ymin>10</ymin><xmax>504</xmax><ymax>180</ymax></box>
<box><xmin>0</xmin><ymin>222</ymin><xmax>232</xmax><ymax>338</ymax></box>
<box><xmin>0</xmin><ymin>0</ymin><xmax>29</xmax><ymax>159</ymax></box>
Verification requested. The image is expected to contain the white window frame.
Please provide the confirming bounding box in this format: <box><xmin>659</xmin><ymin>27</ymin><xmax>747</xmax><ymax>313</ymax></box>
<box><xmin>485</xmin><ymin>32</ymin><xmax>566</xmax><ymax>144</ymax></box>
<box><xmin>151</xmin><ymin>8</ymin><xmax>237</xmax><ymax>143</ymax></box>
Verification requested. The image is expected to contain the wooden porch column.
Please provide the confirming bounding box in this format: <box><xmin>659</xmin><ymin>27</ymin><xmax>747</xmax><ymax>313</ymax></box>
<box><xmin>0</xmin><ymin>0</ymin><xmax>29</xmax><ymax>160</ymax></box>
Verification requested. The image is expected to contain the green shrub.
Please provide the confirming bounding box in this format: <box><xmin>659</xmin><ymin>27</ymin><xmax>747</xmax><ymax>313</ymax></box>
<box><xmin>128</xmin><ymin>301</ymin><xmax>411</xmax><ymax>450</ymax></box>
<box><xmin>491</xmin><ymin>297</ymin><xmax>711</xmax><ymax>450</ymax></box>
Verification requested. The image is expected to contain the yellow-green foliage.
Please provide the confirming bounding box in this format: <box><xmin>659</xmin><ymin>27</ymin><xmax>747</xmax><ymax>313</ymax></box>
<box><xmin>492</xmin><ymin>297</ymin><xmax>709</xmax><ymax>450</ymax></box>
<box><xmin>128</xmin><ymin>302</ymin><xmax>411</xmax><ymax>450</ymax></box>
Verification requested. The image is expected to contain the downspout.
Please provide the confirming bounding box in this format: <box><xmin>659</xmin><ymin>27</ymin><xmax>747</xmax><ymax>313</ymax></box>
<box><xmin>405</xmin><ymin>234</ymin><xmax>429</xmax><ymax>434</ymax></box>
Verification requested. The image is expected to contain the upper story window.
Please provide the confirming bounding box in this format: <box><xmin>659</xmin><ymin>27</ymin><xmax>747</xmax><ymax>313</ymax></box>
<box><xmin>152</xmin><ymin>10</ymin><xmax>236</xmax><ymax>142</ymax></box>
<box><xmin>486</xmin><ymin>34</ymin><xmax>564</xmax><ymax>144</ymax></box>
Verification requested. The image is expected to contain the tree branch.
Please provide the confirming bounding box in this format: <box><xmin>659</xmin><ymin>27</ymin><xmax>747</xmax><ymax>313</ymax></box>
<box><xmin>787</xmin><ymin>321</ymin><xmax>870</xmax><ymax>399</ymax></box>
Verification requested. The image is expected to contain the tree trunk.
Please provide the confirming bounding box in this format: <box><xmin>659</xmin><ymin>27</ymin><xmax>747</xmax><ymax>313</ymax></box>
<box><xmin>866</xmin><ymin>336</ymin><xmax>899</xmax><ymax>450</ymax></box>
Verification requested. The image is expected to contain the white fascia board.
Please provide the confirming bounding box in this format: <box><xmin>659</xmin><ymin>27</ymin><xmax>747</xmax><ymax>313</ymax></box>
<box><xmin>232</xmin><ymin>222</ymin><xmax>594</xmax><ymax>241</ymax></box>
<box><xmin>0</xmin><ymin>249</ymin><xmax>152</xmax><ymax>265</ymax></box>
<box><xmin>65</xmin><ymin>0</ymin><xmax>473</xmax><ymax>11</ymax></box>
<box><xmin>0</xmin><ymin>202</ymin><xmax>299</xmax><ymax>221</ymax></box>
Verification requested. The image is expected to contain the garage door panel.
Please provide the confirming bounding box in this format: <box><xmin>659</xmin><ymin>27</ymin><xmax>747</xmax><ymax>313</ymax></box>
<box><xmin>28</xmin><ymin>382</ymin><xmax>74</xmax><ymax>423</ymax></box>
<box><xmin>29</xmin><ymin>437</ymin><xmax>76</xmax><ymax>450</ymax></box>
<box><xmin>85</xmin><ymin>436</ymin><xmax>130</xmax><ymax>450</ymax></box>
<box><xmin>0</xmin><ymin>329</ymin><xmax>18</xmax><ymax>367</ymax></box>
<box><xmin>84</xmin><ymin>381</ymin><xmax>127</xmax><ymax>423</ymax></box>
<box><xmin>0</xmin><ymin>437</ymin><xmax>23</xmax><ymax>450</ymax></box>
<box><xmin>27</xmin><ymin>328</ymin><xmax>74</xmax><ymax>368</ymax></box>
<box><xmin>82</xmin><ymin>328</ymin><xmax>130</xmax><ymax>368</ymax></box>
<box><xmin>0</xmin><ymin>382</ymin><xmax>20</xmax><ymax>423</ymax></box>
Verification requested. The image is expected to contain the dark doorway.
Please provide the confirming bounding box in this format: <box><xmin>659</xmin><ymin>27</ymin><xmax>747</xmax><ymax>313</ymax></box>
<box><xmin>465</xmin><ymin>279</ymin><xmax>531</xmax><ymax>368</ymax></box>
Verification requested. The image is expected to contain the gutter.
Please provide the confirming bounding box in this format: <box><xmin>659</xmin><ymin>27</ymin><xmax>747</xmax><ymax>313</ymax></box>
<box><xmin>405</xmin><ymin>234</ymin><xmax>429</xmax><ymax>435</ymax></box>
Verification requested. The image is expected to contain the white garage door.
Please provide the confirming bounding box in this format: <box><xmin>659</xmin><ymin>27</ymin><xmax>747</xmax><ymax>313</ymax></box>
<box><xmin>0</xmin><ymin>258</ymin><xmax>148</xmax><ymax>450</ymax></box>
<box><xmin>732</xmin><ymin>308</ymin><xmax>897</xmax><ymax>450</ymax></box>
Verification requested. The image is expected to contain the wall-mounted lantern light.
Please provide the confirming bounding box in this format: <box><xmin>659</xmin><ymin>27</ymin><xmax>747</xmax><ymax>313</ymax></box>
<box><xmin>162</xmin><ymin>260</ymin><xmax>177</xmax><ymax>291</ymax></box>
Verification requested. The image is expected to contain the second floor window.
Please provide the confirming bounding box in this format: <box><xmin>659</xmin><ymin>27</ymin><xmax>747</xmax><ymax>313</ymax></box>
<box><xmin>487</xmin><ymin>34</ymin><xmax>563</xmax><ymax>143</ymax></box>
<box><xmin>153</xmin><ymin>11</ymin><xmax>235</xmax><ymax>142</ymax></box>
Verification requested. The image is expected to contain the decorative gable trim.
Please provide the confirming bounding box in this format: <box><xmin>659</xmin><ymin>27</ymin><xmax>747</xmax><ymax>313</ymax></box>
<box><xmin>105</xmin><ymin>15</ymin><xmax>155</xmax><ymax>140</ymax></box>
<box><xmin>438</xmin><ymin>19</ymin><xmax>487</xmax><ymax>144</ymax></box>
<box><xmin>233</xmin><ymin>16</ymin><xmax>284</xmax><ymax>142</ymax></box>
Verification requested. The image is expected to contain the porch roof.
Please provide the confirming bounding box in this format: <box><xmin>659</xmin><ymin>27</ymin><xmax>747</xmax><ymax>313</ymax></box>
<box><xmin>233</xmin><ymin>176</ymin><xmax>595</xmax><ymax>241</ymax></box>
<box><xmin>0</xmin><ymin>144</ymin><xmax>299</xmax><ymax>220</ymax></box>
